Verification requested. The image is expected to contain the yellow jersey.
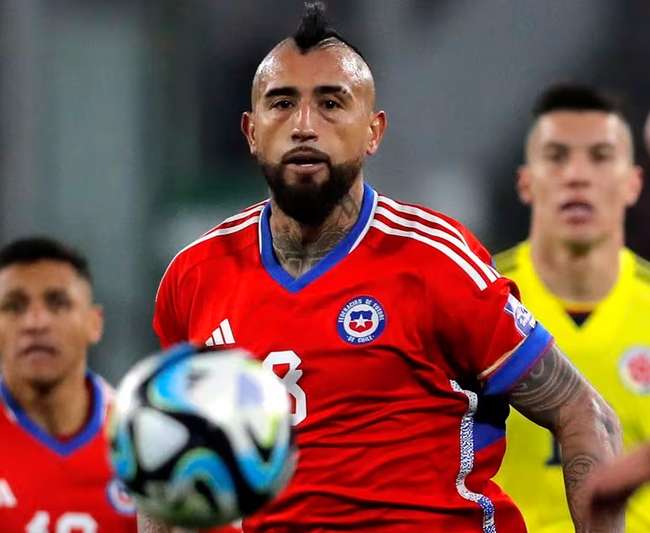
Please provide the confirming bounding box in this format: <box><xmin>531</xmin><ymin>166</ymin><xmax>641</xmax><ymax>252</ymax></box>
<box><xmin>494</xmin><ymin>241</ymin><xmax>650</xmax><ymax>533</ymax></box>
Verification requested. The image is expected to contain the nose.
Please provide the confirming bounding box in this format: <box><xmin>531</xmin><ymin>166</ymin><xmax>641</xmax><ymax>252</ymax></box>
<box><xmin>562</xmin><ymin>153</ymin><xmax>591</xmax><ymax>188</ymax></box>
<box><xmin>21</xmin><ymin>303</ymin><xmax>52</xmax><ymax>333</ymax></box>
<box><xmin>291</xmin><ymin>102</ymin><xmax>318</xmax><ymax>143</ymax></box>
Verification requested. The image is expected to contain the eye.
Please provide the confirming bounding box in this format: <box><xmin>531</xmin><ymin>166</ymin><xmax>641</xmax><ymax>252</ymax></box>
<box><xmin>591</xmin><ymin>148</ymin><xmax>614</xmax><ymax>163</ymax></box>
<box><xmin>322</xmin><ymin>99</ymin><xmax>341</xmax><ymax>110</ymax></box>
<box><xmin>592</xmin><ymin>153</ymin><xmax>611</xmax><ymax>163</ymax></box>
<box><xmin>543</xmin><ymin>148</ymin><xmax>567</xmax><ymax>163</ymax></box>
<box><xmin>45</xmin><ymin>292</ymin><xmax>72</xmax><ymax>312</ymax></box>
<box><xmin>271</xmin><ymin>99</ymin><xmax>294</xmax><ymax>110</ymax></box>
<box><xmin>0</xmin><ymin>299</ymin><xmax>26</xmax><ymax>314</ymax></box>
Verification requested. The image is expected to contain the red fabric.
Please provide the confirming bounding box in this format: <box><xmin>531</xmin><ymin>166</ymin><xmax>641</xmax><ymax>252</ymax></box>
<box><xmin>0</xmin><ymin>380</ymin><xmax>137</xmax><ymax>531</ymax></box>
<box><xmin>153</xmin><ymin>192</ymin><xmax>535</xmax><ymax>532</ymax></box>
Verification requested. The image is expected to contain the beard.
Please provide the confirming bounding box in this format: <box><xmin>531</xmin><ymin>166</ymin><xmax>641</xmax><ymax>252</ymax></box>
<box><xmin>259</xmin><ymin>156</ymin><xmax>362</xmax><ymax>226</ymax></box>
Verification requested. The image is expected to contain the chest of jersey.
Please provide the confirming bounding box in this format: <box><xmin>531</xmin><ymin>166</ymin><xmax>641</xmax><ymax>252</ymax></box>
<box><xmin>0</xmin><ymin>402</ymin><xmax>136</xmax><ymax>531</ymax></box>
<box><xmin>185</xmin><ymin>247</ymin><xmax>467</xmax><ymax>437</ymax></box>
<box><xmin>156</xmin><ymin>193</ymin><xmax>548</xmax><ymax>531</ymax></box>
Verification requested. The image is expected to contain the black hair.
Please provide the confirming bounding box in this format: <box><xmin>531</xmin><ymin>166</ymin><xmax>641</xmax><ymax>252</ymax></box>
<box><xmin>0</xmin><ymin>236</ymin><xmax>92</xmax><ymax>283</ymax></box>
<box><xmin>292</xmin><ymin>1</ymin><xmax>368</xmax><ymax>64</ymax></box>
<box><xmin>533</xmin><ymin>83</ymin><xmax>627</xmax><ymax>121</ymax></box>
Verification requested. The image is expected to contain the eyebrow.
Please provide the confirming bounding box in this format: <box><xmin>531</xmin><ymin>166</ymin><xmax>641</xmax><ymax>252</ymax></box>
<box><xmin>542</xmin><ymin>140</ymin><xmax>616</xmax><ymax>150</ymax></box>
<box><xmin>590</xmin><ymin>142</ymin><xmax>615</xmax><ymax>150</ymax></box>
<box><xmin>263</xmin><ymin>87</ymin><xmax>299</xmax><ymax>100</ymax></box>
<box><xmin>2</xmin><ymin>288</ymin><xmax>28</xmax><ymax>299</ymax></box>
<box><xmin>1</xmin><ymin>286</ymin><xmax>69</xmax><ymax>299</ymax></box>
<box><xmin>263</xmin><ymin>85</ymin><xmax>351</xmax><ymax>100</ymax></box>
<box><xmin>314</xmin><ymin>85</ymin><xmax>349</xmax><ymax>98</ymax></box>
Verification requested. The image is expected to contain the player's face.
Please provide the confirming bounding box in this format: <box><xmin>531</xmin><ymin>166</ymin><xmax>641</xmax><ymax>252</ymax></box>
<box><xmin>0</xmin><ymin>260</ymin><xmax>103</xmax><ymax>390</ymax></box>
<box><xmin>242</xmin><ymin>44</ymin><xmax>386</xmax><ymax>225</ymax></box>
<box><xmin>519</xmin><ymin>111</ymin><xmax>642</xmax><ymax>249</ymax></box>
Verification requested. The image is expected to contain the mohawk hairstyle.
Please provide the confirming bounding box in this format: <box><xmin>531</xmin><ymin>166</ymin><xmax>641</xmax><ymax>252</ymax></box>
<box><xmin>533</xmin><ymin>83</ymin><xmax>627</xmax><ymax>120</ymax></box>
<box><xmin>0</xmin><ymin>236</ymin><xmax>92</xmax><ymax>283</ymax></box>
<box><xmin>293</xmin><ymin>1</ymin><xmax>368</xmax><ymax>64</ymax></box>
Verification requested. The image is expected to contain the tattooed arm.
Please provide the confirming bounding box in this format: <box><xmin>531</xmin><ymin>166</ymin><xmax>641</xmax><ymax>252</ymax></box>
<box><xmin>586</xmin><ymin>442</ymin><xmax>650</xmax><ymax>508</ymax></box>
<box><xmin>508</xmin><ymin>343</ymin><xmax>623</xmax><ymax>533</ymax></box>
<box><xmin>137</xmin><ymin>513</ymin><xmax>195</xmax><ymax>533</ymax></box>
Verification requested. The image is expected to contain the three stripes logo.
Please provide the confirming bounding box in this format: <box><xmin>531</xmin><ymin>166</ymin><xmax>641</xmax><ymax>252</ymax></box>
<box><xmin>0</xmin><ymin>479</ymin><xmax>16</xmax><ymax>508</ymax></box>
<box><xmin>205</xmin><ymin>319</ymin><xmax>236</xmax><ymax>347</ymax></box>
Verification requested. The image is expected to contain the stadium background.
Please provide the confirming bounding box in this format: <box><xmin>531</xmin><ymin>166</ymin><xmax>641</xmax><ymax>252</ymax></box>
<box><xmin>1</xmin><ymin>0</ymin><xmax>649</xmax><ymax>383</ymax></box>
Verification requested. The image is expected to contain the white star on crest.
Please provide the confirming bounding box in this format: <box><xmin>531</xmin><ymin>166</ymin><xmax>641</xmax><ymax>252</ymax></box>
<box><xmin>352</xmin><ymin>316</ymin><xmax>370</xmax><ymax>328</ymax></box>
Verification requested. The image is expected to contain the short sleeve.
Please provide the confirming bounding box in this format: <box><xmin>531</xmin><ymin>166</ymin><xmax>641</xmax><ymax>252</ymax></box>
<box><xmin>152</xmin><ymin>264</ymin><xmax>185</xmax><ymax>348</ymax></box>
<box><xmin>433</xmin><ymin>234</ymin><xmax>553</xmax><ymax>396</ymax></box>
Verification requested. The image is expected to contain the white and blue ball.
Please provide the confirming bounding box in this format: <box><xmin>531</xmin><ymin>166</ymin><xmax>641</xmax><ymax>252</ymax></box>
<box><xmin>109</xmin><ymin>343</ymin><xmax>296</xmax><ymax>528</ymax></box>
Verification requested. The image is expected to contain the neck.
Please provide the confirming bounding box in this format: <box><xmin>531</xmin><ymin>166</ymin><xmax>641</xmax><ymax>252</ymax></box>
<box><xmin>4</xmin><ymin>368</ymin><xmax>91</xmax><ymax>437</ymax></box>
<box><xmin>270</xmin><ymin>177</ymin><xmax>364</xmax><ymax>278</ymax></box>
<box><xmin>529</xmin><ymin>229</ymin><xmax>623</xmax><ymax>303</ymax></box>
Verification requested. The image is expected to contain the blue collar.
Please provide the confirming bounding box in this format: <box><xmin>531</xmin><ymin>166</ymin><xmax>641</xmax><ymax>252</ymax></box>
<box><xmin>260</xmin><ymin>182</ymin><xmax>377</xmax><ymax>292</ymax></box>
<box><xmin>0</xmin><ymin>372</ymin><xmax>106</xmax><ymax>457</ymax></box>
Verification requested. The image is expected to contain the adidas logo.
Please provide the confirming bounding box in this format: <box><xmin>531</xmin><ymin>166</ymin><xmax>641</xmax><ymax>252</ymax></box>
<box><xmin>0</xmin><ymin>479</ymin><xmax>16</xmax><ymax>508</ymax></box>
<box><xmin>205</xmin><ymin>319</ymin><xmax>236</xmax><ymax>347</ymax></box>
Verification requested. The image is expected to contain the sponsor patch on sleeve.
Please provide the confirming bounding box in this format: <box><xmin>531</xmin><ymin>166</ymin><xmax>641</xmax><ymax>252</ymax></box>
<box><xmin>504</xmin><ymin>294</ymin><xmax>536</xmax><ymax>337</ymax></box>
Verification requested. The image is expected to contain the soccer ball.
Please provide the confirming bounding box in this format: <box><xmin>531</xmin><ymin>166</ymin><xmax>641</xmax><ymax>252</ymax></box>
<box><xmin>109</xmin><ymin>343</ymin><xmax>296</xmax><ymax>528</ymax></box>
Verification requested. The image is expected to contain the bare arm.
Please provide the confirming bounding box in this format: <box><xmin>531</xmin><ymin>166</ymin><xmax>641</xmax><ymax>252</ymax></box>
<box><xmin>508</xmin><ymin>343</ymin><xmax>623</xmax><ymax>533</ymax></box>
<box><xmin>586</xmin><ymin>442</ymin><xmax>650</xmax><ymax>507</ymax></box>
<box><xmin>137</xmin><ymin>513</ymin><xmax>196</xmax><ymax>533</ymax></box>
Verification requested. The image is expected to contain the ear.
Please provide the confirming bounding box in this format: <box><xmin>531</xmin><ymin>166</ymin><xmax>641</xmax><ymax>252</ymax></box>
<box><xmin>624</xmin><ymin>165</ymin><xmax>644</xmax><ymax>207</ymax></box>
<box><xmin>241</xmin><ymin>111</ymin><xmax>257</xmax><ymax>155</ymax></box>
<box><xmin>516</xmin><ymin>165</ymin><xmax>533</xmax><ymax>205</ymax></box>
<box><xmin>366</xmin><ymin>110</ymin><xmax>387</xmax><ymax>156</ymax></box>
<box><xmin>87</xmin><ymin>305</ymin><xmax>104</xmax><ymax>346</ymax></box>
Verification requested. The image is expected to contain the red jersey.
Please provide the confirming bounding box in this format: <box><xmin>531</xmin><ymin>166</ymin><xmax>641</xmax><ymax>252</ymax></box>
<box><xmin>154</xmin><ymin>184</ymin><xmax>553</xmax><ymax>533</ymax></box>
<box><xmin>0</xmin><ymin>373</ymin><xmax>137</xmax><ymax>532</ymax></box>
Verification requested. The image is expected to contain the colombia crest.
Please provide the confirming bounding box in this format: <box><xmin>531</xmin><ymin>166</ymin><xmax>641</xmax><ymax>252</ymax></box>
<box><xmin>337</xmin><ymin>296</ymin><xmax>386</xmax><ymax>345</ymax></box>
<box><xmin>619</xmin><ymin>347</ymin><xmax>650</xmax><ymax>394</ymax></box>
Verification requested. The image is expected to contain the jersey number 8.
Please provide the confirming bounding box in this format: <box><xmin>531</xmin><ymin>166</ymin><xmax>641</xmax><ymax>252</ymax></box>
<box><xmin>263</xmin><ymin>350</ymin><xmax>307</xmax><ymax>426</ymax></box>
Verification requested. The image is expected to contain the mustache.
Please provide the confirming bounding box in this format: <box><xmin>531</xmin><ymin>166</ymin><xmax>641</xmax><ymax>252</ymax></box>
<box><xmin>281</xmin><ymin>147</ymin><xmax>331</xmax><ymax>164</ymax></box>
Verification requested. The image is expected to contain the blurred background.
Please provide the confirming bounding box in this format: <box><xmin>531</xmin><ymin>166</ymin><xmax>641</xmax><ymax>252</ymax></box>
<box><xmin>1</xmin><ymin>0</ymin><xmax>649</xmax><ymax>383</ymax></box>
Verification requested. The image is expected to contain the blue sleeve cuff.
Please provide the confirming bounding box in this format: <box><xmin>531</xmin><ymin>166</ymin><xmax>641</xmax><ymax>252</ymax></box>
<box><xmin>483</xmin><ymin>322</ymin><xmax>553</xmax><ymax>396</ymax></box>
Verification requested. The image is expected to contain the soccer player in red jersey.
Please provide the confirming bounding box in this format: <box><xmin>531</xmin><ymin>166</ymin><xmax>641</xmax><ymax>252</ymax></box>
<box><xmin>144</xmin><ymin>3</ymin><xmax>624</xmax><ymax>532</ymax></box>
<box><xmin>0</xmin><ymin>237</ymin><xmax>137</xmax><ymax>531</ymax></box>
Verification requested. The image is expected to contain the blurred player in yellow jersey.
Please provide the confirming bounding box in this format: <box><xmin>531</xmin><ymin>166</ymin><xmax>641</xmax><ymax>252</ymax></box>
<box><xmin>494</xmin><ymin>84</ymin><xmax>649</xmax><ymax>532</ymax></box>
<box><xmin>584</xmin><ymin>111</ymin><xmax>650</xmax><ymax>515</ymax></box>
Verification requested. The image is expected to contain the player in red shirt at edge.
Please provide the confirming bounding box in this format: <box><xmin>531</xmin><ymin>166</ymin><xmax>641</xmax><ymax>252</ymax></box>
<box><xmin>0</xmin><ymin>237</ymin><xmax>137</xmax><ymax>531</ymax></box>
<box><xmin>143</xmin><ymin>2</ymin><xmax>624</xmax><ymax>532</ymax></box>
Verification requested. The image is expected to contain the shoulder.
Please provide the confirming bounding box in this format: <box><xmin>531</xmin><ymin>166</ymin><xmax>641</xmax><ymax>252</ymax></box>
<box><xmin>0</xmin><ymin>399</ymin><xmax>12</xmax><ymax>427</ymax></box>
<box><xmin>0</xmin><ymin>383</ymin><xmax>19</xmax><ymax>427</ymax></box>
<box><xmin>493</xmin><ymin>241</ymin><xmax>527</xmax><ymax>275</ymax></box>
<box><xmin>156</xmin><ymin>201</ymin><xmax>266</xmax><ymax>294</ymax></box>
<box><xmin>371</xmin><ymin>194</ymin><xmax>498</xmax><ymax>291</ymax></box>
<box><xmin>82</xmin><ymin>372</ymin><xmax>115</xmax><ymax>430</ymax></box>
<box><xmin>632</xmin><ymin>251</ymin><xmax>650</xmax><ymax>287</ymax></box>
<box><xmin>92</xmin><ymin>372</ymin><xmax>115</xmax><ymax>404</ymax></box>
<box><xmin>626</xmin><ymin>250</ymin><xmax>650</xmax><ymax>305</ymax></box>
<box><xmin>374</xmin><ymin>194</ymin><xmax>477</xmax><ymax>247</ymax></box>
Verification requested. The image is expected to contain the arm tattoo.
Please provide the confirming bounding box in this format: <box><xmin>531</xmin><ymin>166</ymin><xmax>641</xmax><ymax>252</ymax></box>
<box><xmin>272</xmin><ymin>193</ymin><xmax>361</xmax><ymax>278</ymax></box>
<box><xmin>138</xmin><ymin>513</ymin><xmax>196</xmax><ymax>533</ymax></box>
<box><xmin>509</xmin><ymin>343</ymin><xmax>581</xmax><ymax>428</ymax></box>
<box><xmin>507</xmin><ymin>343</ymin><xmax>623</xmax><ymax>531</ymax></box>
<box><xmin>564</xmin><ymin>453</ymin><xmax>599</xmax><ymax>492</ymax></box>
<box><xmin>137</xmin><ymin>513</ymin><xmax>169</xmax><ymax>533</ymax></box>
